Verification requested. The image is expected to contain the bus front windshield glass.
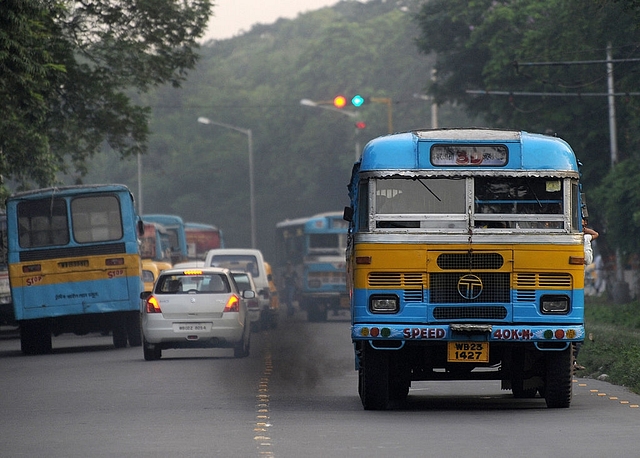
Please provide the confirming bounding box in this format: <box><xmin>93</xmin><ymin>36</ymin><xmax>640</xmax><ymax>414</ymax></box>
<box><xmin>375</xmin><ymin>178</ymin><xmax>465</xmax><ymax>214</ymax></box>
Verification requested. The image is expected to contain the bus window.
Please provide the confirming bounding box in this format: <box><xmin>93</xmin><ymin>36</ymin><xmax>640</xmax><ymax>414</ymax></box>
<box><xmin>17</xmin><ymin>198</ymin><xmax>69</xmax><ymax>248</ymax></box>
<box><xmin>72</xmin><ymin>195</ymin><xmax>123</xmax><ymax>243</ymax></box>
<box><xmin>474</xmin><ymin>177</ymin><xmax>565</xmax><ymax>229</ymax></box>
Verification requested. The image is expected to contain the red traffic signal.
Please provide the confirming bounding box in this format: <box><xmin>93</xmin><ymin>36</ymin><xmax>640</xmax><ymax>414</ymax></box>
<box><xmin>355</xmin><ymin>121</ymin><xmax>366</xmax><ymax>129</ymax></box>
<box><xmin>333</xmin><ymin>95</ymin><xmax>347</xmax><ymax>108</ymax></box>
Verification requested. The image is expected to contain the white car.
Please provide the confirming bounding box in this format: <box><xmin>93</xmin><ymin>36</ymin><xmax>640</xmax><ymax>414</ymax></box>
<box><xmin>140</xmin><ymin>267</ymin><xmax>253</xmax><ymax>360</ymax></box>
<box><xmin>204</xmin><ymin>248</ymin><xmax>276</xmax><ymax>329</ymax></box>
<box><xmin>230</xmin><ymin>271</ymin><xmax>261</xmax><ymax>327</ymax></box>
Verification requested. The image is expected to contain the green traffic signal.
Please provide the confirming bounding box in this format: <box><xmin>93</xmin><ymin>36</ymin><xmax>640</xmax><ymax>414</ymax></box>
<box><xmin>351</xmin><ymin>95</ymin><xmax>365</xmax><ymax>107</ymax></box>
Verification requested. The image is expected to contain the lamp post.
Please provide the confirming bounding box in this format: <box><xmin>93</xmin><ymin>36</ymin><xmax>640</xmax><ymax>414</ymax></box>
<box><xmin>299</xmin><ymin>99</ymin><xmax>361</xmax><ymax>160</ymax></box>
<box><xmin>197</xmin><ymin>116</ymin><xmax>256</xmax><ymax>249</ymax></box>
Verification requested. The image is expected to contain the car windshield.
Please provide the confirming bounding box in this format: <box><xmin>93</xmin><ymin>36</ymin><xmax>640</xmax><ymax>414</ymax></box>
<box><xmin>210</xmin><ymin>255</ymin><xmax>259</xmax><ymax>278</ymax></box>
<box><xmin>155</xmin><ymin>273</ymin><xmax>230</xmax><ymax>294</ymax></box>
<box><xmin>232</xmin><ymin>273</ymin><xmax>252</xmax><ymax>292</ymax></box>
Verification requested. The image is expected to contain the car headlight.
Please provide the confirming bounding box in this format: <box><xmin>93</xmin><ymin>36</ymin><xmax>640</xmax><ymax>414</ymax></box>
<box><xmin>540</xmin><ymin>295</ymin><xmax>570</xmax><ymax>314</ymax></box>
<box><xmin>369</xmin><ymin>295</ymin><xmax>399</xmax><ymax>313</ymax></box>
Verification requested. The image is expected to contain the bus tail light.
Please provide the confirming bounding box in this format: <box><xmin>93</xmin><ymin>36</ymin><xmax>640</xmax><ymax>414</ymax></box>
<box><xmin>22</xmin><ymin>264</ymin><xmax>41</xmax><ymax>273</ymax></box>
<box><xmin>146</xmin><ymin>295</ymin><xmax>162</xmax><ymax>313</ymax></box>
<box><xmin>540</xmin><ymin>295</ymin><xmax>570</xmax><ymax>314</ymax></box>
<box><xmin>223</xmin><ymin>294</ymin><xmax>240</xmax><ymax>313</ymax></box>
<box><xmin>369</xmin><ymin>295</ymin><xmax>399</xmax><ymax>313</ymax></box>
<box><xmin>106</xmin><ymin>258</ymin><xmax>125</xmax><ymax>266</ymax></box>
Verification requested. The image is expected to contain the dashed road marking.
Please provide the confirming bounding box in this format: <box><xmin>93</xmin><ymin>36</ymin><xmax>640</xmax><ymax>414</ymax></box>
<box><xmin>573</xmin><ymin>379</ymin><xmax>640</xmax><ymax>409</ymax></box>
<box><xmin>255</xmin><ymin>347</ymin><xmax>274</xmax><ymax>456</ymax></box>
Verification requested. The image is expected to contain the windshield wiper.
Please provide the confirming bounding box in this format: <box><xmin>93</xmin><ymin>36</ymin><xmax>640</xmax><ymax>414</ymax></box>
<box><xmin>416</xmin><ymin>178</ymin><xmax>441</xmax><ymax>202</ymax></box>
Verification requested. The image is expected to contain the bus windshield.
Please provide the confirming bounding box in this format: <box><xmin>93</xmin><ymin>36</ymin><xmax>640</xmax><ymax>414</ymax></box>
<box><xmin>369</xmin><ymin>175</ymin><xmax>574</xmax><ymax>232</ymax></box>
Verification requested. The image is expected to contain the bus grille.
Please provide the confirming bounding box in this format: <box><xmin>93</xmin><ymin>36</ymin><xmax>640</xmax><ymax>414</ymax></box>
<box><xmin>429</xmin><ymin>272</ymin><xmax>510</xmax><ymax>303</ymax></box>
<box><xmin>437</xmin><ymin>253</ymin><xmax>504</xmax><ymax>270</ymax></box>
<box><xmin>368</xmin><ymin>272</ymin><xmax>426</xmax><ymax>288</ymax></box>
<box><xmin>433</xmin><ymin>306</ymin><xmax>508</xmax><ymax>320</ymax></box>
<box><xmin>514</xmin><ymin>273</ymin><xmax>572</xmax><ymax>289</ymax></box>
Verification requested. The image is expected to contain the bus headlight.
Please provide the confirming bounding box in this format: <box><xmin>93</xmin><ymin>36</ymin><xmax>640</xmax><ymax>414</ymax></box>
<box><xmin>369</xmin><ymin>295</ymin><xmax>399</xmax><ymax>313</ymax></box>
<box><xmin>540</xmin><ymin>295</ymin><xmax>570</xmax><ymax>314</ymax></box>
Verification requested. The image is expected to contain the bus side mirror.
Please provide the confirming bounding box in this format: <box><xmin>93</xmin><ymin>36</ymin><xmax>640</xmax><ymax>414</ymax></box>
<box><xmin>343</xmin><ymin>206</ymin><xmax>353</xmax><ymax>222</ymax></box>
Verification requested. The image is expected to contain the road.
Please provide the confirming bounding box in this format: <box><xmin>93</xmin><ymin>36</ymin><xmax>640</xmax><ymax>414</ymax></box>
<box><xmin>1</xmin><ymin>313</ymin><xmax>639</xmax><ymax>458</ymax></box>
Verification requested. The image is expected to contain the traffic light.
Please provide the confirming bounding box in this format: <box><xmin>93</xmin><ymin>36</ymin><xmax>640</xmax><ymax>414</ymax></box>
<box><xmin>355</xmin><ymin>121</ymin><xmax>366</xmax><ymax>129</ymax></box>
<box><xmin>351</xmin><ymin>95</ymin><xmax>365</xmax><ymax>107</ymax></box>
<box><xmin>333</xmin><ymin>95</ymin><xmax>347</xmax><ymax>108</ymax></box>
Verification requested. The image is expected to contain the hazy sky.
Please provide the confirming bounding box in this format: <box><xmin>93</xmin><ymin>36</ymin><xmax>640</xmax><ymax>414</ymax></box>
<box><xmin>204</xmin><ymin>0</ymin><xmax>340</xmax><ymax>41</ymax></box>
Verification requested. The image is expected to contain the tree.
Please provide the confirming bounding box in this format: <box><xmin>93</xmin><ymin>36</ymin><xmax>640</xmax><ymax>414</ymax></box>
<box><xmin>415</xmin><ymin>0</ymin><xmax>640</xmax><ymax>256</ymax></box>
<box><xmin>0</xmin><ymin>0</ymin><xmax>212</xmax><ymax>190</ymax></box>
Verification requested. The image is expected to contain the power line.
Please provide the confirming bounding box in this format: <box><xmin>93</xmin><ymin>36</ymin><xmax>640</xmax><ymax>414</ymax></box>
<box><xmin>466</xmin><ymin>90</ymin><xmax>640</xmax><ymax>97</ymax></box>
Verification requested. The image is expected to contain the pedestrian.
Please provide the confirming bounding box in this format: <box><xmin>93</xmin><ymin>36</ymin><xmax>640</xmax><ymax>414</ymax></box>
<box><xmin>575</xmin><ymin>218</ymin><xmax>600</xmax><ymax>370</ymax></box>
<box><xmin>282</xmin><ymin>262</ymin><xmax>299</xmax><ymax>316</ymax></box>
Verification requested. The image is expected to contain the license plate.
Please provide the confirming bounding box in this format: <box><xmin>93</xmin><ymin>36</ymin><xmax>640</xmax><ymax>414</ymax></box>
<box><xmin>173</xmin><ymin>323</ymin><xmax>211</xmax><ymax>332</ymax></box>
<box><xmin>447</xmin><ymin>342</ymin><xmax>489</xmax><ymax>362</ymax></box>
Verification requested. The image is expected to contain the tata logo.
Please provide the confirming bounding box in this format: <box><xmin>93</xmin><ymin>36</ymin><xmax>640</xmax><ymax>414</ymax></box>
<box><xmin>457</xmin><ymin>274</ymin><xmax>483</xmax><ymax>300</ymax></box>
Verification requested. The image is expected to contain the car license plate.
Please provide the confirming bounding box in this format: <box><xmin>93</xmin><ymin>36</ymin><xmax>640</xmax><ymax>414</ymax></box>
<box><xmin>173</xmin><ymin>323</ymin><xmax>211</xmax><ymax>332</ymax></box>
<box><xmin>447</xmin><ymin>342</ymin><xmax>489</xmax><ymax>362</ymax></box>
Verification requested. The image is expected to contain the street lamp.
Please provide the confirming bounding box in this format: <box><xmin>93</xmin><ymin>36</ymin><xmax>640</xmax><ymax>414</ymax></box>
<box><xmin>197</xmin><ymin>116</ymin><xmax>256</xmax><ymax>249</ymax></box>
<box><xmin>299</xmin><ymin>99</ymin><xmax>361</xmax><ymax>160</ymax></box>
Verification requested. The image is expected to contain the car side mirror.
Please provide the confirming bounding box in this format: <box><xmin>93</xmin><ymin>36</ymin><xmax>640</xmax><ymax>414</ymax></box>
<box><xmin>243</xmin><ymin>290</ymin><xmax>256</xmax><ymax>299</ymax></box>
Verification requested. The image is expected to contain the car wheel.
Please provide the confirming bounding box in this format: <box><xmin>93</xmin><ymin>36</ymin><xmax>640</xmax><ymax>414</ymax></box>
<box><xmin>143</xmin><ymin>338</ymin><xmax>161</xmax><ymax>361</ymax></box>
<box><xmin>233</xmin><ymin>323</ymin><xmax>250</xmax><ymax>358</ymax></box>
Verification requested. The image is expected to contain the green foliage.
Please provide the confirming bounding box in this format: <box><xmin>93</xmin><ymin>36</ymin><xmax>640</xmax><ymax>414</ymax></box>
<box><xmin>0</xmin><ymin>0</ymin><xmax>212</xmax><ymax>189</ymax></box>
<box><xmin>581</xmin><ymin>297</ymin><xmax>640</xmax><ymax>394</ymax></box>
<box><xmin>592</xmin><ymin>159</ymin><xmax>640</xmax><ymax>255</ymax></box>
<box><xmin>83</xmin><ymin>0</ymin><xmax>475</xmax><ymax>257</ymax></box>
<box><xmin>415</xmin><ymin>0</ymin><xmax>640</xmax><ymax>259</ymax></box>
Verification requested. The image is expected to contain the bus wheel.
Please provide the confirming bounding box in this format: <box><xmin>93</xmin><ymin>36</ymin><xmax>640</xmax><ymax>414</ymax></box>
<box><xmin>143</xmin><ymin>338</ymin><xmax>161</xmax><ymax>361</ymax></box>
<box><xmin>20</xmin><ymin>320</ymin><xmax>52</xmax><ymax>355</ymax></box>
<box><xmin>544</xmin><ymin>347</ymin><xmax>573</xmax><ymax>408</ymax></box>
<box><xmin>360</xmin><ymin>343</ymin><xmax>390</xmax><ymax>410</ymax></box>
<box><xmin>126</xmin><ymin>312</ymin><xmax>142</xmax><ymax>347</ymax></box>
<box><xmin>307</xmin><ymin>303</ymin><xmax>326</xmax><ymax>322</ymax></box>
<box><xmin>112</xmin><ymin>317</ymin><xmax>128</xmax><ymax>349</ymax></box>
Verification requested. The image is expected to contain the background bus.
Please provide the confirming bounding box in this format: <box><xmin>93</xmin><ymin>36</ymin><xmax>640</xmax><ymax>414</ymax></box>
<box><xmin>6</xmin><ymin>184</ymin><xmax>143</xmax><ymax>354</ymax></box>
<box><xmin>0</xmin><ymin>211</ymin><xmax>14</xmax><ymax>325</ymax></box>
<box><xmin>185</xmin><ymin>222</ymin><xmax>224</xmax><ymax>260</ymax></box>
<box><xmin>275</xmin><ymin>211</ymin><xmax>348</xmax><ymax>321</ymax></box>
<box><xmin>345</xmin><ymin>129</ymin><xmax>586</xmax><ymax>409</ymax></box>
<box><xmin>142</xmin><ymin>214</ymin><xmax>188</xmax><ymax>264</ymax></box>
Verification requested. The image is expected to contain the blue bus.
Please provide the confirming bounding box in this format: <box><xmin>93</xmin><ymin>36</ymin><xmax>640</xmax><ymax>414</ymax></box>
<box><xmin>275</xmin><ymin>212</ymin><xmax>349</xmax><ymax>321</ymax></box>
<box><xmin>6</xmin><ymin>184</ymin><xmax>144</xmax><ymax>354</ymax></box>
<box><xmin>142</xmin><ymin>214</ymin><xmax>188</xmax><ymax>265</ymax></box>
<box><xmin>344</xmin><ymin>129</ymin><xmax>586</xmax><ymax>409</ymax></box>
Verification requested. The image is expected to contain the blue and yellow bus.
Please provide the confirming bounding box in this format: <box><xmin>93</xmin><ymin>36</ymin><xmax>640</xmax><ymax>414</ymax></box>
<box><xmin>344</xmin><ymin>129</ymin><xmax>586</xmax><ymax>409</ymax></box>
<box><xmin>275</xmin><ymin>212</ymin><xmax>348</xmax><ymax>321</ymax></box>
<box><xmin>142</xmin><ymin>214</ymin><xmax>188</xmax><ymax>265</ymax></box>
<box><xmin>6</xmin><ymin>184</ymin><xmax>143</xmax><ymax>354</ymax></box>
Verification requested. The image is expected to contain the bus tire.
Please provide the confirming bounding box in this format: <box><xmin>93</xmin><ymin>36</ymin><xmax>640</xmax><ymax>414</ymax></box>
<box><xmin>544</xmin><ymin>347</ymin><xmax>573</xmax><ymax>408</ymax></box>
<box><xmin>112</xmin><ymin>317</ymin><xmax>128</xmax><ymax>349</ymax></box>
<box><xmin>307</xmin><ymin>303</ymin><xmax>326</xmax><ymax>322</ymax></box>
<box><xmin>360</xmin><ymin>343</ymin><xmax>390</xmax><ymax>410</ymax></box>
<box><xmin>126</xmin><ymin>312</ymin><xmax>142</xmax><ymax>347</ymax></box>
<box><xmin>20</xmin><ymin>320</ymin><xmax>52</xmax><ymax>355</ymax></box>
